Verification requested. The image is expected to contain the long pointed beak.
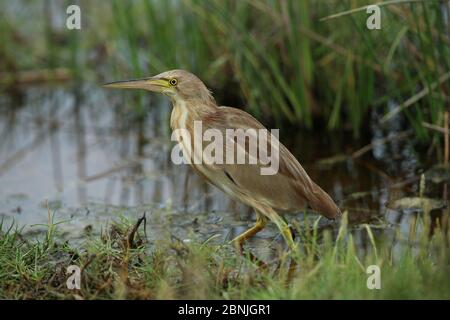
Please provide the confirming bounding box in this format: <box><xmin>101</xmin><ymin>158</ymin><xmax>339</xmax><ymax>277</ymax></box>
<box><xmin>102</xmin><ymin>77</ymin><xmax>168</xmax><ymax>92</ymax></box>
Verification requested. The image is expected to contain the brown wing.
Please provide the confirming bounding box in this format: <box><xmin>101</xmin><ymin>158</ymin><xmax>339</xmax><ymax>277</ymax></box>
<box><xmin>200</xmin><ymin>106</ymin><xmax>341</xmax><ymax>219</ymax></box>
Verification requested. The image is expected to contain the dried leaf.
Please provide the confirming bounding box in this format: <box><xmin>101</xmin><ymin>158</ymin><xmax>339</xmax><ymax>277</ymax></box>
<box><xmin>386</xmin><ymin>197</ymin><xmax>446</xmax><ymax>211</ymax></box>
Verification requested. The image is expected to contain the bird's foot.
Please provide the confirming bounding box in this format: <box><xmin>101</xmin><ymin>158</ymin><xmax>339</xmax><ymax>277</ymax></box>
<box><xmin>231</xmin><ymin>240</ymin><xmax>268</xmax><ymax>269</ymax></box>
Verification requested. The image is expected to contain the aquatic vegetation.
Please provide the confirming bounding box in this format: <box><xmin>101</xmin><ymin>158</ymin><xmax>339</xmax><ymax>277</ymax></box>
<box><xmin>0</xmin><ymin>209</ymin><xmax>448</xmax><ymax>299</ymax></box>
<box><xmin>0</xmin><ymin>0</ymin><xmax>449</xmax><ymax>301</ymax></box>
<box><xmin>1</xmin><ymin>1</ymin><xmax>449</xmax><ymax>143</ymax></box>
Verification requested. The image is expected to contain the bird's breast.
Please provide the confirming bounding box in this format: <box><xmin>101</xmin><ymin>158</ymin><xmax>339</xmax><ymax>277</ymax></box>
<box><xmin>170</xmin><ymin>100</ymin><xmax>190</xmax><ymax>131</ymax></box>
<box><xmin>170</xmin><ymin>100</ymin><xmax>201</xmax><ymax>165</ymax></box>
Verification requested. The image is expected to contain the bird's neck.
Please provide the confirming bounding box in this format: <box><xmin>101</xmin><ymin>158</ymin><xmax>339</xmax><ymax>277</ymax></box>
<box><xmin>170</xmin><ymin>98</ymin><xmax>217</xmax><ymax>131</ymax></box>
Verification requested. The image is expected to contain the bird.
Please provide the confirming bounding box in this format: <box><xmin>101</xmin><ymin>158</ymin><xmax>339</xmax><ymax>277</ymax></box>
<box><xmin>103</xmin><ymin>69</ymin><xmax>341</xmax><ymax>253</ymax></box>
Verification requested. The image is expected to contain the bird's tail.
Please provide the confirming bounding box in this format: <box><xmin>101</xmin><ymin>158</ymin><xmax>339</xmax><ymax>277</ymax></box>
<box><xmin>307</xmin><ymin>182</ymin><xmax>341</xmax><ymax>219</ymax></box>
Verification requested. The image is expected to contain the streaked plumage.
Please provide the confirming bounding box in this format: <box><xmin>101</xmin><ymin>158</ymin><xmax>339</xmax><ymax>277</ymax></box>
<box><xmin>104</xmin><ymin>69</ymin><xmax>341</xmax><ymax>251</ymax></box>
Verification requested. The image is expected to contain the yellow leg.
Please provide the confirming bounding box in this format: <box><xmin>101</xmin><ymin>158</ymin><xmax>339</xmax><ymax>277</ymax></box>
<box><xmin>231</xmin><ymin>214</ymin><xmax>267</xmax><ymax>253</ymax></box>
<box><xmin>262</xmin><ymin>207</ymin><xmax>296</xmax><ymax>251</ymax></box>
<box><xmin>261</xmin><ymin>206</ymin><xmax>298</xmax><ymax>283</ymax></box>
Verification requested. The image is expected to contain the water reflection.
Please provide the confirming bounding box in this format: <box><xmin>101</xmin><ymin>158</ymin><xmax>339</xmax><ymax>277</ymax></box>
<box><xmin>0</xmin><ymin>85</ymin><xmax>247</xmax><ymax>221</ymax></box>
<box><xmin>0</xmin><ymin>82</ymin><xmax>432</xmax><ymax>253</ymax></box>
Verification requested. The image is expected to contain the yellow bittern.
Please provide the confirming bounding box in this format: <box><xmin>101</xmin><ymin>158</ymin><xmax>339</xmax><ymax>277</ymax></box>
<box><xmin>103</xmin><ymin>70</ymin><xmax>341</xmax><ymax>252</ymax></box>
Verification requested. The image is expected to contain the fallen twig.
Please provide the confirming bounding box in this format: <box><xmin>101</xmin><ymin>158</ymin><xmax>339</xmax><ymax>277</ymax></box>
<box><xmin>127</xmin><ymin>212</ymin><xmax>147</xmax><ymax>249</ymax></box>
<box><xmin>381</xmin><ymin>71</ymin><xmax>450</xmax><ymax>123</ymax></box>
<box><xmin>351</xmin><ymin>131</ymin><xmax>412</xmax><ymax>159</ymax></box>
<box><xmin>422</xmin><ymin>122</ymin><xmax>450</xmax><ymax>135</ymax></box>
<box><xmin>0</xmin><ymin>68</ymin><xmax>71</xmax><ymax>85</ymax></box>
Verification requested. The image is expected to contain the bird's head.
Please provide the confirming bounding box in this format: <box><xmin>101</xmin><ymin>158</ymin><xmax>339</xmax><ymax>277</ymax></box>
<box><xmin>103</xmin><ymin>69</ymin><xmax>214</xmax><ymax>104</ymax></box>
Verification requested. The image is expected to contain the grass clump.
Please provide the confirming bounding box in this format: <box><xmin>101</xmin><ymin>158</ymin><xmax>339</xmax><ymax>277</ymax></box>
<box><xmin>0</xmin><ymin>210</ymin><xmax>449</xmax><ymax>300</ymax></box>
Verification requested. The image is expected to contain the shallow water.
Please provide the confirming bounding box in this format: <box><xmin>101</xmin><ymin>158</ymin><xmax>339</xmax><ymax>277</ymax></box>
<box><xmin>0</xmin><ymin>86</ymin><xmax>428</xmax><ymax>250</ymax></box>
<box><xmin>0</xmin><ymin>82</ymin><xmax>434</xmax><ymax>254</ymax></box>
<box><xmin>0</xmin><ymin>0</ymin><xmax>445</xmax><ymax>258</ymax></box>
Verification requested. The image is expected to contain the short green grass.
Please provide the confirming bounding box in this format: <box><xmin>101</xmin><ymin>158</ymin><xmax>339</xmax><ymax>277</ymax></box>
<box><xmin>1</xmin><ymin>210</ymin><xmax>448</xmax><ymax>299</ymax></box>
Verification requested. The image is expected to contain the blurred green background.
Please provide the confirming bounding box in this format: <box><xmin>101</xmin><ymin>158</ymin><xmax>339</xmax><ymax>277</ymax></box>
<box><xmin>1</xmin><ymin>0</ymin><xmax>449</xmax><ymax>145</ymax></box>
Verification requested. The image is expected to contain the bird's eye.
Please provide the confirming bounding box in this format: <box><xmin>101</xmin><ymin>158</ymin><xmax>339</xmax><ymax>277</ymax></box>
<box><xmin>169</xmin><ymin>78</ymin><xmax>178</xmax><ymax>86</ymax></box>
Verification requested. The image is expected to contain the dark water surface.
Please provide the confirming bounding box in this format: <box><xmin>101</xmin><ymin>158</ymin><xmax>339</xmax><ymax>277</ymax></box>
<box><xmin>0</xmin><ymin>83</ymin><xmax>431</xmax><ymax>254</ymax></box>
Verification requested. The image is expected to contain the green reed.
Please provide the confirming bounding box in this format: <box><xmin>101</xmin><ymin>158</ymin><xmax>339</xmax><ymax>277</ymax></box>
<box><xmin>1</xmin><ymin>0</ymin><xmax>449</xmax><ymax>153</ymax></box>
